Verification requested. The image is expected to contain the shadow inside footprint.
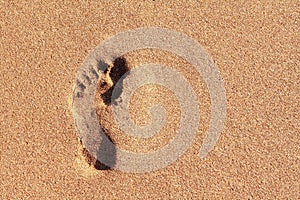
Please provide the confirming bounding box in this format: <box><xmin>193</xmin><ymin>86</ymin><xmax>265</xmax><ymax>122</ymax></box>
<box><xmin>101</xmin><ymin>57</ymin><xmax>130</xmax><ymax>105</ymax></box>
<box><xmin>90</xmin><ymin>57</ymin><xmax>130</xmax><ymax>170</ymax></box>
<box><xmin>82</xmin><ymin>130</ymin><xmax>116</xmax><ymax>170</ymax></box>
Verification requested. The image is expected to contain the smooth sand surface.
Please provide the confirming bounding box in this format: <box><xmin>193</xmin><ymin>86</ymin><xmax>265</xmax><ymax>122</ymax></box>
<box><xmin>1</xmin><ymin>1</ymin><xmax>299</xmax><ymax>199</ymax></box>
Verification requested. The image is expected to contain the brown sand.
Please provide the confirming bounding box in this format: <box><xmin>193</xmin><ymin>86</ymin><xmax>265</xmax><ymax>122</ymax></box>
<box><xmin>1</xmin><ymin>0</ymin><xmax>299</xmax><ymax>199</ymax></box>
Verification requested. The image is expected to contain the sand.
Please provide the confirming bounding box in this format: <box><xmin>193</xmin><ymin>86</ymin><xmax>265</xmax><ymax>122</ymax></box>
<box><xmin>1</xmin><ymin>0</ymin><xmax>299</xmax><ymax>199</ymax></box>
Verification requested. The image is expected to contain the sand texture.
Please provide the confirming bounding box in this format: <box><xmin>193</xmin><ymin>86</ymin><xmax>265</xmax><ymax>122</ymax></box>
<box><xmin>0</xmin><ymin>0</ymin><xmax>299</xmax><ymax>199</ymax></box>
